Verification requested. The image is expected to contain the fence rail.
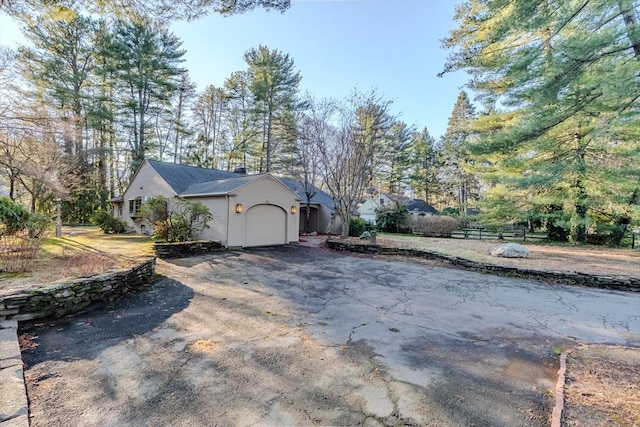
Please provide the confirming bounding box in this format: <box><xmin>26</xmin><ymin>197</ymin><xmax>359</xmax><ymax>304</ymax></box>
<box><xmin>451</xmin><ymin>228</ymin><xmax>547</xmax><ymax>242</ymax></box>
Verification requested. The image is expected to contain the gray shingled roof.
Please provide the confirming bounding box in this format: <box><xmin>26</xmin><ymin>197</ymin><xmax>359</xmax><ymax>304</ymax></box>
<box><xmin>147</xmin><ymin>159</ymin><xmax>238</xmax><ymax>194</ymax></box>
<box><xmin>406</xmin><ymin>199</ymin><xmax>439</xmax><ymax>215</ymax></box>
<box><xmin>145</xmin><ymin>159</ymin><xmax>336</xmax><ymax>210</ymax></box>
<box><xmin>278</xmin><ymin>178</ymin><xmax>336</xmax><ymax>212</ymax></box>
<box><xmin>181</xmin><ymin>174</ymin><xmax>264</xmax><ymax>196</ymax></box>
<box><xmin>385</xmin><ymin>193</ymin><xmax>439</xmax><ymax>215</ymax></box>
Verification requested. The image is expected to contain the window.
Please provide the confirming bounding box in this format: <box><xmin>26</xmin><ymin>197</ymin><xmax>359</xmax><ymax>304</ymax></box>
<box><xmin>129</xmin><ymin>197</ymin><xmax>142</xmax><ymax>216</ymax></box>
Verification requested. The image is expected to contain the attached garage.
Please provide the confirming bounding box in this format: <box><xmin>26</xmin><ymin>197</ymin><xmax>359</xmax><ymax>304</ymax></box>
<box><xmin>244</xmin><ymin>204</ymin><xmax>287</xmax><ymax>247</ymax></box>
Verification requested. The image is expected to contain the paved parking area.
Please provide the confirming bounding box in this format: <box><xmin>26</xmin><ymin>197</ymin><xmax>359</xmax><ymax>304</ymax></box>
<box><xmin>20</xmin><ymin>246</ymin><xmax>640</xmax><ymax>426</ymax></box>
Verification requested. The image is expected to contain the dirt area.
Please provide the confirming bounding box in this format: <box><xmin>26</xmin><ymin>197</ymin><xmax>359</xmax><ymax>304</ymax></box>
<box><xmin>564</xmin><ymin>346</ymin><xmax>640</xmax><ymax>426</ymax></box>
<box><xmin>314</xmin><ymin>234</ymin><xmax>640</xmax><ymax>277</ymax></box>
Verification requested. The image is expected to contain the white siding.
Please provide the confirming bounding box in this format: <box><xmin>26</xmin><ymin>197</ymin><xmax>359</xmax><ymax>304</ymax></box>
<box><xmin>120</xmin><ymin>161</ymin><xmax>177</xmax><ymax>233</ymax></box>
<box><xmin>193</xmin><ymin>197</ymin><xmax>229</xmax><ymax>244</ymax></box>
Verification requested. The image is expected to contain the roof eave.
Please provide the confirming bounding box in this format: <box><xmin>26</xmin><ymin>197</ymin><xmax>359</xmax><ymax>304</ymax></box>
<box><xmin>180</xmin><ymin>192</ymin><xmax>235</xmax><ymax>198</ymax></box>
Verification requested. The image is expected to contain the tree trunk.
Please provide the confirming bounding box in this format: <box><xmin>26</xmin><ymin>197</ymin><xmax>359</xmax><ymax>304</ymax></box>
<box><xmin>618</xmin><ymin>0</ymin><xmax>640</xmax><ymax>59</ymax></box>
<box><xmin>573</xmin><ymin>132</ymin><xmax>587</xmax><ymax>243</ymax></box>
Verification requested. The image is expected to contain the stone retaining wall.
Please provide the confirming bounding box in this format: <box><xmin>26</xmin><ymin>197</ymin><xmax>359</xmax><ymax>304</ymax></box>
<box><xmin>0</xmin><ymin>258</ymin><xmax>156</xmax><ymax>321</ymax></box>
<box><xmin>326</xmin><ymin>240</ymin><xmax>640</xmax><ymax>292</ymax></box>
<box><xmin>154</xmin><ymin>241</ymin><xmax>225</xmax><ymax>259</ymax></box>
<box><xmin>326</xmin><ymin>240</ymin><xmax>381</xmax><ymax>254</ymax></box>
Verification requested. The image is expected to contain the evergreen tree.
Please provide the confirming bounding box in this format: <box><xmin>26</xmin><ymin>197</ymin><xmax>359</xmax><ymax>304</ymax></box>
<box><xmin>439</xmin><ymin>91</ymin><xmax>480</xmax><ymax>213</ymax></box>
<box><xmin>408</xmin><ymin>127</ymin><xmax>440</xmax><ymax>206</ymax></box>
<box><xmin>222</xmin><ymin>71</ymin><xmax>261</xmax><ymax>171</ymax></box>
<box><xmin>18</xmin><ymin>15</ymin><xmax>97</xmax><ymax>158</ymax></box>
<box><xmin>1</xmin><ymin>0</ymin><xmax>290</xmax><ymax>22</ymax></box>
<box><xmin>442</xmin><ymin>1</ymin><xmax>640</xmax><ymax>243</ymax></box>
<box><xmin>102</xmin><ymin>20</ymin><xmax>186</xmax><ymax>175</ymax></box>
<box><xmin>381</xmin><ymin>121</ymin><xmax>413</xmax><ymax>194</ymax></box>
<box><xmin>17</xmin><ymin>15</ymin><xmax>109</xmax><ymax>222</ymax></box>
<box><xmin>244</xmin><ymin>45</ymin><xmax>302</xmax><ymax>172</ymax></box>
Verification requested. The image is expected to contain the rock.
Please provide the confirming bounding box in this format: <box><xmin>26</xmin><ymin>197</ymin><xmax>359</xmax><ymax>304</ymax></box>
<box><xmin>359</xmin><ymin>231</ymin><xmax>371</xmax><ymax>240</ymax></box>
<box><xmin>489</xmin><ymin>243</ymin><xmax>530</xmax><ymax>258</ymax></box>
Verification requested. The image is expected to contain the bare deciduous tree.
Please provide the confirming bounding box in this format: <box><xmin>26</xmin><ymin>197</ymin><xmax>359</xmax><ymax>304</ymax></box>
<box><xmin>316</xmin><ymin>89</ymin><xmax>394</xmax><ymax>237</ymax></box>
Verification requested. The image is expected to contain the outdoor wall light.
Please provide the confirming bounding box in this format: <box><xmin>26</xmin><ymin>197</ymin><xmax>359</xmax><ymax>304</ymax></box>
<box><xmin>291</xmin><ymin>206</ymin><xmax>298</xmax><ymax>214</ymax></box>
<box><xmin>235</xmin><ymin>203</ymin><xmax>243</xmax><ymax>214</ymax></box>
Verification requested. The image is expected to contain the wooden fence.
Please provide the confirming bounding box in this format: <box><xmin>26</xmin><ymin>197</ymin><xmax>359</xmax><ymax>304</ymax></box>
<box><xmin>451</xmin><ymin>228</ymin><xmax>547</xmax><ymax>242</ymax></box>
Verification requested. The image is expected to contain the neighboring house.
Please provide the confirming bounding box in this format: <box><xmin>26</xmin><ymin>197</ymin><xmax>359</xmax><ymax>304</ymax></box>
<box><xmin>358</xmin><ymin>193</ymin><xmax>438</xmax><ymax>225</ymax></box>
<box><xmin>111</xmin><ymin>159</ymin><xmax>301</xmax><ymax>248</ymax></box>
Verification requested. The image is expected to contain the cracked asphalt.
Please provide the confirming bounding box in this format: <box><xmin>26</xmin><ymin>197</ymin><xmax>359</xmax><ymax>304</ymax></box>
<box><xmin>20</xmin><ymin>245</ymin><xmax>640</xmax><ymax>426</ymax></box>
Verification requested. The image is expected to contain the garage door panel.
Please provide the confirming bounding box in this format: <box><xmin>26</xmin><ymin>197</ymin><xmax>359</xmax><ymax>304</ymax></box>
<box><xmin>245</xmin><ymin>205</ymin><xmax>286</xmax><ymax>247</ymax></box>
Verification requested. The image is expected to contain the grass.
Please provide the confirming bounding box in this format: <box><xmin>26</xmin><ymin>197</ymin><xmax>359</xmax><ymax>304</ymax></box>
<box><xmin>372</xmin><ymin>233</ymin><xmax>640</xmax><ymax>277</ymax></box>
<box><xmin>1</xmin><ymin>227</ymin><xmax>153</xmax><ymax>289</ymax></box>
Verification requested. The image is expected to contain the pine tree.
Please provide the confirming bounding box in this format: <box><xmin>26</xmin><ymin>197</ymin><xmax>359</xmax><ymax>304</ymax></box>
<box><xmin>440</xmin><ymin>91</ymin><xmax>479</xmax><ymax>213</ymax></box>
<box><xmin>222</xmin><ymin>71</ymin><xmax>261</xmax><ymax>171</ymax></box>
<box><xmin>408</xmin><ymin>127</ymin><xmax>440</xmax><ymax>206</ymax></box>
<box><xmin>102</xmin><ymin>20</ymin><xmax>186</xmax><ymax>175</ymax></box>
<box><xmin>381</xmin><ymin>121</ymin><xmax>413</xmax><ymax>195</ymax></box>
<box><xmin>18</xmin><ymin>15</ymin><xmax>97</xmax><ymax>158</ymax></box>
<box><xmin>1</xmin><ymin>0</ymin><xmax>291</xmax><ymax>22</ymax></box>
<box><xmin>244</xmin><ymin>45</ymin><xmax>302</xmax><ymax>173</ymax></box>
<box><xmin>441</xmin><ymin>1</ymin><xmax>640</xmax><ymax>242</ymax></box>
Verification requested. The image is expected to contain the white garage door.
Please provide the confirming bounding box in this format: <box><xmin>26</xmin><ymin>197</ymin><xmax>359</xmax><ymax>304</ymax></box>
<box><xmin>244</xmin><ymin>204</ymin><xmax>287</xmax><ymax>247</ymax></box>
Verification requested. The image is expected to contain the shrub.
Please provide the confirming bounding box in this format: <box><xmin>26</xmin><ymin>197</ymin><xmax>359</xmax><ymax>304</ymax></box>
<box><xmin>0</xmin><ymin>198</ymin><xmax>51</xmax><ymax>273</ymax></box>
<box><xmin>349</xmin><ymin>217</ymin><xmax>368</xmax><ymax>237</ymax></box>
<box><xmin>0</xmin><ymin>196</ymin><xmax>30</xmax><ymax>235</ymax></box>
<box><xmin>376</xmin><ymin>203</ymin><xmax>410</xmax><ymax>234</ymax></box>
<box><xmin>91</xmin><ymin>209</ymin><xmax>127</xmax><ymax>234</ymax></box>
<box><xmin>141</xmin><ymin>196</ymin><xmax>213</xmax><ymax>242</ymax></box>
<box><xmin>441</xmin><ymin>207</ymin><xmax>460</xmax><ymax>217</ymax></box>
<box><xmin>410</xmin><ymin>215</ymin><xmax>459</xmax><ymax>237</ymax></box>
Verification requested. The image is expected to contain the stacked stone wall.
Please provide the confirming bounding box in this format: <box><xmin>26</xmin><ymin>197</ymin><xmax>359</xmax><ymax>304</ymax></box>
<box><xmin>154</xmin><ymin>241</ymin><xmax>225</xmax><ymax>259</ymax></box>
<box><xmin>0</xmin><ymin>258</ymin><xmax>156</xmax><ymax>321</ymax></box>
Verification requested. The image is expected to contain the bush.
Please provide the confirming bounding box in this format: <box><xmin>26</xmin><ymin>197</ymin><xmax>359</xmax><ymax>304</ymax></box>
<box><xmin>376</xmin><ymin>203</ymin><xmax>410</xmax><ymax>234</ymax></box>
<box><xmin>0</xmin><ymin>196</ymin><xmax>30</xmax><ymax>235</ymax></box>
<box><xmin>0</xmin><ymin>198</ymin><xmax>51</xmax><ymax>273</ymax></box>
<box><xmin>410</xmin><ymin>215</ymin><xmax>459</xmax><ymax>237</ymax></box>
<box><xmin>91</xmin><ymin>209</ymin><xmax>127</xmax><ymax>234</ymax></box>
<box><xmin>441</xmin><ymin>207</ymin><xmax>460</xmax><ymax>217</ymax></box>
<box><xmin>349</xmin><ymin>217</ymin><xmax>368</xmax><ymax>237</ymax></box>
<box><xmin>141</xmin><ymin>196</ymin><xmax>213</xmax><ymax>242</ymax></box>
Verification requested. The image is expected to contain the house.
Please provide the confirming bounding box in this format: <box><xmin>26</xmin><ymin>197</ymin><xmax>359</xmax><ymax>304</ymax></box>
<box><xmin>111</xmin><ymin>160</ymin><xmax>341</xmax><ymax>247</ymax></box>
<box><xmin>111</xmin><ymin>159</ymin><xmax>301</xmax><ymax>248</ymax></box>
<box><xmin>358</xmin><ymin>193</ymin><xmax>438</xmax><ymax>225</ymax></box>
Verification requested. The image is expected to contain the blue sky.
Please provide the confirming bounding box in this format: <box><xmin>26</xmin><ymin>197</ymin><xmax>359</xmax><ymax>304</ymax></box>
<box><xmin>0</xmin><ymin>0</ymin><xmax>468</xmax><ymax>138</ymax></box>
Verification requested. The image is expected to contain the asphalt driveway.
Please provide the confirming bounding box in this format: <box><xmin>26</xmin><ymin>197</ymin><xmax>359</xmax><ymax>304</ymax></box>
<box><xmin>20</xmin><ymin>246</ymin><xmax>640</xmax><ymax>426</ymax></box>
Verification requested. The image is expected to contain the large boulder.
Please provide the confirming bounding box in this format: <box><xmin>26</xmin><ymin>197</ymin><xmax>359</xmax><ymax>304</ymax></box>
<box><xmin>489</xmin><ymin>243</ymin><xmax>530</xmax><ymax>258</ymax></box>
